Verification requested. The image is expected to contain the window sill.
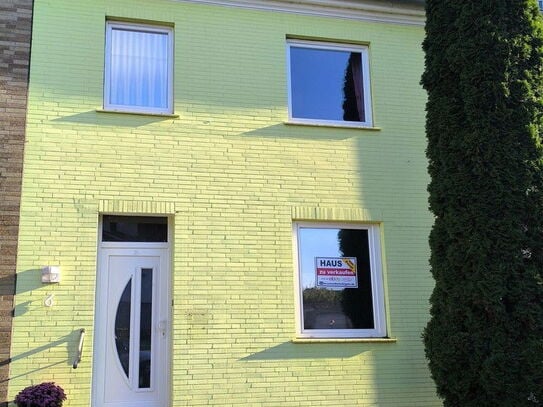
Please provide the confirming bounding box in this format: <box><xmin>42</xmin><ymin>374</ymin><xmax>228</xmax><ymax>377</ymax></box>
<box><xmin>96</xmin><ymin>109</ymin><xmax>179</xmax><ymax>118</ymax></box>
<box><xmin>291</xmin><ymin>337</ymin><xmax>397</xmax><ymax>344</ymax></box>
<box><xmin>284</xmin><ymin>120</ymin><xmax>381</xmax><ymax>131</ymax></box>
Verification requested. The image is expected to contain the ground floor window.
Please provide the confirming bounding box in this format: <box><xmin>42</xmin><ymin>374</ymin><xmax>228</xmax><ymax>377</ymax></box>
<box><xmin>294</xmin><ymin>222</ymin><xmax>386</xmax><ymax>338</ymax></box>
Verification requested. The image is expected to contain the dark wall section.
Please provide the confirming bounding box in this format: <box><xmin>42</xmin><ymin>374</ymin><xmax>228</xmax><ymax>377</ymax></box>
<box><xmin>0</xmin><ymin>0</ymin><xmax>32</xmax><ymax>404</ymax></box>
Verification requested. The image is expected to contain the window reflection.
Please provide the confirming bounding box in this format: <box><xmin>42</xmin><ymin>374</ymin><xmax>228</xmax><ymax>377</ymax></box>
<box><xmin>102</xmin><ymin>216</ymin><xmax>167</xmax><ymax>242</ymax></box>
<box><xmin>115</xmin><ymin>279</ymin><xmax>132</xmax><ymax>378</ymax></box>
<box><xmin>290</xmin><ymin>45</ymin><xmax>365</xmax><ymax>123</ymax></box>
<box><xmin>139</xmin><ymin>268</ymin><xmax>153</xmax><ymax>389</ymax></box>
<box><xmin>299</xmin><ymin>228</ymin><xmax>374</xmax><ymax>330</ymax></box>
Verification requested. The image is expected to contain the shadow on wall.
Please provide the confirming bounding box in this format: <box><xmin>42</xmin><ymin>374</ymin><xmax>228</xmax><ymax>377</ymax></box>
<box><xmin>1</xmin><ymin>329</ymin><xmax>82</xmax><ymax>384</ymax></box>
<box><xmin>12</xmin><ymin>269</ymin><xmax>45</xmax><ymax>296</ymax></box>
<box><xmin>4</xmin><ymin>269</ymin><xmax>84</xmax><ymax>384</ymax></box>
<box><xmin>239</xmin><ymin>341</ymin><xmax>368</xmax><ymax>361</ymax></box>
<box><xmin>239</xmin><ymin>124</ymin><xmax>359</xmax><ymax>141</ymax></box>
<box><xmin>10</xmin><ymin>269</ymin><xmax>42</xmax><ymax>321</ymax></box>
<box><xmin>52</xmin><ymin>110</ymin><xmax>173</xmax><ymax>127</ymax></box>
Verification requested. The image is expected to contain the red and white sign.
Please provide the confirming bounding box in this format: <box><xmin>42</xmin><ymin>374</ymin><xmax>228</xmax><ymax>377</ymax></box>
<box><xmin>315</xmin><ymin>257</ymin><xmax>358</xmax><ymax>288</ymax></box>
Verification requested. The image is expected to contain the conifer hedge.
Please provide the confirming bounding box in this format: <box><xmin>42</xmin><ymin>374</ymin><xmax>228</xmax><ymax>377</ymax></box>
<box><xmin>422</xmin><ymin>1</ymin><xmax>543</xmax><ymax>405</ymax></box>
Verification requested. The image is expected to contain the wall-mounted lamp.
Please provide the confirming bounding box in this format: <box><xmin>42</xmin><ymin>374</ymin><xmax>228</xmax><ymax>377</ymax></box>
<box><xmin>41</xmin><ymin>266</ymin><xmax>61</xmax><ymax>283</ymax></box>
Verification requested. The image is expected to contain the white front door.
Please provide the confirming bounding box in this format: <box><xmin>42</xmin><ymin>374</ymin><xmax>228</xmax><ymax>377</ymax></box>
<box><xmin>93</xmin><ymin>247</ymin><xmax>170</xmax><ymax>407</ymax></box>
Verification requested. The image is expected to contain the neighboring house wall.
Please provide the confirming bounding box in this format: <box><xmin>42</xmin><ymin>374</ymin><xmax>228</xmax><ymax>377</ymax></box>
<box><xmin>9</xmin><ymin>0</ymin><xmax>438</xmax><ymax>405</ymax></box>
<box><xmin>0</xmin><ymin>0</ymin><xmax>32</xmax><ymax>404</ymax></box>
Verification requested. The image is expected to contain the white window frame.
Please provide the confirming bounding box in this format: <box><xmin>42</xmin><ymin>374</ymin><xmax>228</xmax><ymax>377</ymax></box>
<box><xmin>104</xmin><ymin>22</ymin><xmax>174</xmax><ymax>114</ymax></box>
<box><xmin>293</xmin><ymin>222</ymin><xmax>386</xmax><ymax>338</ymax></box>
<box><xmin>286</xmin><ymin>40</ymin><xmax>373</xmax><ymax>128</ymax></box>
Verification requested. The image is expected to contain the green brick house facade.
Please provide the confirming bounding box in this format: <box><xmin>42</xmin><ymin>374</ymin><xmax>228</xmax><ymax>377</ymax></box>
<box><xmin>7</xmin><ymin>0</ymin><xmax>440</xmax><ymax>405</ymax></box>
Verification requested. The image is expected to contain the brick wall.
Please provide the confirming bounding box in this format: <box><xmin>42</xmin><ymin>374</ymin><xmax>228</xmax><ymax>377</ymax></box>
<box><xmin>0</xmin><ymin>0</ymin><xmax>32</xmax><ymax>404</ymax></box>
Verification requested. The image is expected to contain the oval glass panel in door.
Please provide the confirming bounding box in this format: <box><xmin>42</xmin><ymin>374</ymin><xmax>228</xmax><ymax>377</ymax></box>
<box><xmin>115</xmin><ymin>278</ymin><xmax>132</xmax><ymax>379</ymax></box>
<box><xmin>139</xmin><ymin>268</ymin><xmax>153</xmax><ymax>389</ymax></box>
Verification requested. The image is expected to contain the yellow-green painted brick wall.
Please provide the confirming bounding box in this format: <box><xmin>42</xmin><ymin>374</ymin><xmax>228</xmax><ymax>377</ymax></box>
<box><xmin>10</xmin><ymin>0</ymin><xmax>439</xmax><ymax>405</ymax></box>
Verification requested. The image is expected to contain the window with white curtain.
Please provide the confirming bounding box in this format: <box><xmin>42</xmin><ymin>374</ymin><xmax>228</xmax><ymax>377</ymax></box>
<box><xmin>104</xmin><ymin>22</ymin><xmax>173</xmax><ymax>114</ymax></box>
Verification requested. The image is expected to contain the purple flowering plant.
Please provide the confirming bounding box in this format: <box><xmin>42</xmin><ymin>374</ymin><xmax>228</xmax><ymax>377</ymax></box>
<box><xmin>14</xmin><ymin>382</ymin><xmax>66</xmax><ymax>407</ymax></box>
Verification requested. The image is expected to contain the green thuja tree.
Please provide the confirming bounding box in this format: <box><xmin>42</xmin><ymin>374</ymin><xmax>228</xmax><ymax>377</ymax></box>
<box><xmin>423</xmin><ymin>1</ymin><xmax>543</xmax><ymax>406</ymax></box>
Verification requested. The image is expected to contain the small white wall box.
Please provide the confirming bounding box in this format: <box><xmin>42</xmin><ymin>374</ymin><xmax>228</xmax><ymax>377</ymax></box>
<box><xmin>41</xmin><ymin>266</ymin><xmax>61</xmax><ymax>283</ymax></box>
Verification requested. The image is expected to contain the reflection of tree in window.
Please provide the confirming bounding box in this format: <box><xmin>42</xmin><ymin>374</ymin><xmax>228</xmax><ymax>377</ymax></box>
<box><xmin>338</xmin><ymin>229</ymin><xmax>374</xmax><ymax>329</ymax></box>
<box><xmin>342</xmin><ymin>53</ymin><xmax>365</xmax><ymax>122</ymax></box>
<box><xmin>139</xmin><ymin>269</ymin><xmax>153</xmax><ymax>389</ymax></box>
<box><xmin>102</xmin><ymin>216</ymin><xmax>167</xmax><ymax>242</ymax></box>
<box><xmin>115</xmin><ymin>279</ymin><xmax>132</xmax><ymax>378</ymax></box>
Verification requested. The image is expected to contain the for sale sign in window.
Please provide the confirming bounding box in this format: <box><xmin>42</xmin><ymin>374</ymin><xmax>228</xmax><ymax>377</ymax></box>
<box><xmin>315</xmin><ymin>257</ymin><xmax>358</xmax><ymax>289</ymax></box>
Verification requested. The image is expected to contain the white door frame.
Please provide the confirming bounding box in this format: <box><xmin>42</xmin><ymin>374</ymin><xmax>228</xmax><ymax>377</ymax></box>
<box><xmin>92</xmin><ymin>240</ymin><xmax>171</xmax><ymax>407</ymax></box>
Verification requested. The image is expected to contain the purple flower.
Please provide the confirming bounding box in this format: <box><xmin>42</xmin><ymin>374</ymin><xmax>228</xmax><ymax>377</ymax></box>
<box><xmin>14</xmin><ymin>382</ymin><xmax>67</xmax><ymax>407</ymax></box>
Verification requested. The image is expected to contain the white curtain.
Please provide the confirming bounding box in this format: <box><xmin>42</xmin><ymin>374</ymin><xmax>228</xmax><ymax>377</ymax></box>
<box><xmin>109</xmin><ymin>28</ymin><xmax>169</xmax><ymax>109</ymax></box>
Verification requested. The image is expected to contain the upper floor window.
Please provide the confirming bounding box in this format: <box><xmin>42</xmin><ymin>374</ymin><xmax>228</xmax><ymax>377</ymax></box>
<box><xmin>539</xmin><ymin>0</ymin><xmax>543</xmax><ymax>11</ymax></box>
<box><xmin>287</xmin><ymin>40</ymin><xmax>373</xmax><ymax>127</ymax></box>
<box><xmin>104</xmin><ymin>22</ymin><xmax>173</xmax><ymax>114</ymax></box>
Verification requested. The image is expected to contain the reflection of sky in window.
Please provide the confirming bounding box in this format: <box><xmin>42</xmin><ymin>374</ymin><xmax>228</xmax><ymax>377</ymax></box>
<box><xmin>299</xmin><ymin>228</ymin><xmax>342</xmax><ymax>288</ymax></box>
<box><xmin>290</xmin><ymin>47</ymin><xmax>350</xmax><ymax>121</ymax></box>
